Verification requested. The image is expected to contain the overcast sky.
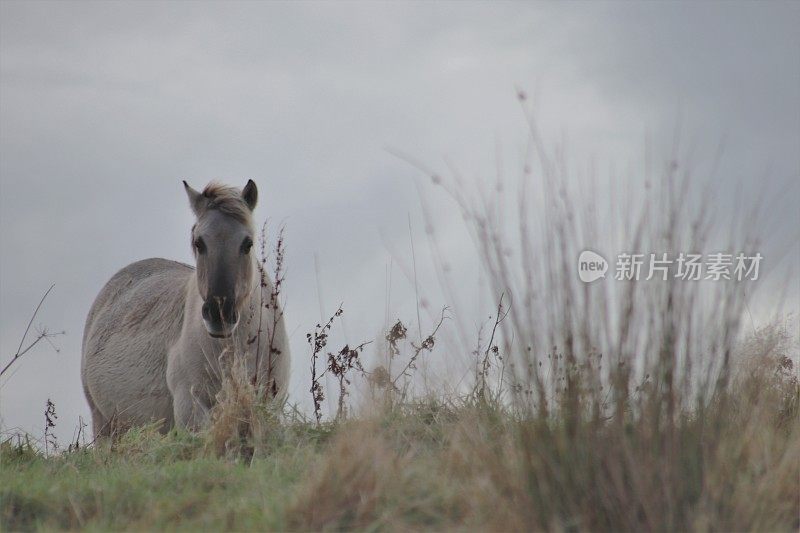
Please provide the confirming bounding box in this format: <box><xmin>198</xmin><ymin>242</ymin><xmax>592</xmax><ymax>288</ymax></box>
<box><xmin>2</xmin><ymin>1</ymin><xmax>798</xmax><ymax>443</ymax></box>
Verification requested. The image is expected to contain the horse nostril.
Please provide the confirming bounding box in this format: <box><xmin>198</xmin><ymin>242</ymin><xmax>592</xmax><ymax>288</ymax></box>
<box><xmin>202</xmin><ymin>300</ymin><xmax>237</xmax><ymax>325</ymax></box>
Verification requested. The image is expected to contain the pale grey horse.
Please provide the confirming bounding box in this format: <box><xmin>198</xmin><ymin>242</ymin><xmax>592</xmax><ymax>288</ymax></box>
<box><xmin>81</xmin><ymin>180</ymin><xmax>289</xmax><ymax>438</ymax></box>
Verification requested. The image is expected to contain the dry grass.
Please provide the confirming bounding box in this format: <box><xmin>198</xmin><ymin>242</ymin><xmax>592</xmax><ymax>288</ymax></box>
<box><xmin>280</xmin><ymin>322</ymin><xmax>798</xmax><ymax>532</ymax></box>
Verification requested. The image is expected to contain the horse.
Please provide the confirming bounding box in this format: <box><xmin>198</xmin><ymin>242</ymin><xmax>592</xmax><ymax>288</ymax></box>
<box><xmin>81</xmin><ymin>180</ymin><xmax>289</xmax><ymax>438</ymax></box>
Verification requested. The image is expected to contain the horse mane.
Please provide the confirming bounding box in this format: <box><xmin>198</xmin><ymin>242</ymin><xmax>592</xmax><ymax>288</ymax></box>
<box><xmin>198</xmin><ymin>181</ymin><xmax>253</xmax><ymax>226</ymax></box>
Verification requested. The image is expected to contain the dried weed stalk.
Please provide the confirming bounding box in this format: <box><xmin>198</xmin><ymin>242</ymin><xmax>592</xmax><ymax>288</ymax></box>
<box><xmin>1</xmin><ymin>284</ymin><xmax>63</xmax><ymax>379</ymax></box>
<box><xmin>43</xmin><ymin>398</ymin><xmax>57</xmax><ymax>455</ymax></box>
<box><xmin>376</xmin><ymin>307</ymin><xmax>448</xmax><ymax>404</ymax></box>
<box><xmin>252</xmin><ymin>222</ymin><xmax>286</xmax><ymax>399</ymax></box>
<box><xmin>475</xmin><ymin>292</ymin><xmax>509</xmax><ymax>402</ymax></box>
<box><xmin>308</xmin><ymin>305</ymin><xmax>343</xmax><ymax>425</ymax></box>
<box><xmin>307</xmin><ymin>305</ymin><xmax>372</xmax><ymax>423</ymax></box>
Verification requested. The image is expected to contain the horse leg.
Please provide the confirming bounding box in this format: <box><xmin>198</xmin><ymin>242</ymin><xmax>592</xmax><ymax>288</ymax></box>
<box><xmin>171</xmin><ymin>385</ymin><xmax>211</xmax><ymax>431</ymax></box>
<box><xmin>83</xmin><ymin>383</ymin><xmax>112</xmax><ymax>440</ymax></box>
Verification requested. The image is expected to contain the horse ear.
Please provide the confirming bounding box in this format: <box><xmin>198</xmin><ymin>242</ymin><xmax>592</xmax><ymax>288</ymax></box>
<box><xmin>242</xmin><ymin>179</ymin><xmax>258</xmax><ymax>211</ymax></box>
<box><xmin>183</xmin><ymin>180</ymin><xmax>206</xmax><ymax>216</ymax></box>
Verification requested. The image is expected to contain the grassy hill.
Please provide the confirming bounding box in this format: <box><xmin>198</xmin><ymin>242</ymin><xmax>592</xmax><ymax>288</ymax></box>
<box><xmin>3</xmin><ymin>339</ymin><xmax>797</xmax><ymax>531</ymax></box>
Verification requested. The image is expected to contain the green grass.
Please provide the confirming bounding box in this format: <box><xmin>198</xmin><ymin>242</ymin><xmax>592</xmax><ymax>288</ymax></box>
<box><xmin>1</xmin><ymin>425</ymin><xmax>316</xmax><ymax>531</ymax></box>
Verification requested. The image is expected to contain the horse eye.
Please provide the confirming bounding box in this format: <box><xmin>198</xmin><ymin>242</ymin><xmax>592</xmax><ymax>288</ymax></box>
<box><xmin>241</xmin><ymin>237</ymin><xmax>253</xmax><ymax>254</ymax></box>
<box><xmin>194</xmin><ymin>238</ymin><xmax>206</xmax><ymax>254</ymax></box>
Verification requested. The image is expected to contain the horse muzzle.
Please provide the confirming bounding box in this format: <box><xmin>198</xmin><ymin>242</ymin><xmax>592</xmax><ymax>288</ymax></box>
<box><xmin>203</xmin><ymin>318</ymin><xmax>239</xmax><ymax>339</ymax></box>
<box><xmin>201</xmin><ymin>299</ymin><xmax>239</xmax><ymax>339</ymax></box>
